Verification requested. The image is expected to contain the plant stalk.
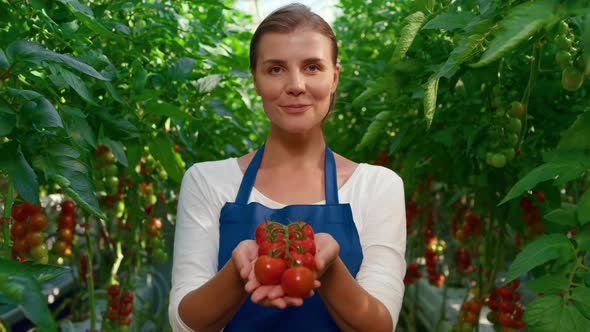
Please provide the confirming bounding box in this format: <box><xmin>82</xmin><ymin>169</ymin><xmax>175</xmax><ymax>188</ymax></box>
<box><xmin>2</xmin><ymin>181</ymin><xmax>14</xmax><ymax>258</ymax></box>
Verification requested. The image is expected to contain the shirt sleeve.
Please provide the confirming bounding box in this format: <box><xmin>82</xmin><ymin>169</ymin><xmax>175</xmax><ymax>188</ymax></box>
<box><xmin>355</xmin><ymin>167</ymin><xmax>407</xmax><ymax>330</ymax></box>
<box><xmin>168</xmin><ymin>164</ymin><xmax>222</xmax><ymax>332</ymax></box>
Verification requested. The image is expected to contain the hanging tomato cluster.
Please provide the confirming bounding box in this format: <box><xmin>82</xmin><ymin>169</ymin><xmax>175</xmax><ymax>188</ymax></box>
<box><xmin>54</xmin><ymin>200</ymin><xmax>77</xmax><ymax>257</ymax></box>
<box><xmin>453</xmin><ymin>298</ymin><xmax>483</xmax><ymax>332</ymax></box>
<box><xmin>94</xmin><ymin>145</ymin><xmax>120</xmax><ymax>197</ymax></box>
<box><xmin>10</xmin><ymin>201</ymin><xmax>48</xmax><ymax>263</ymax></box>
<box><xmin>403</xmin><ymin>262</ymin><xmax>422</xmax><ymax>285</ymax></box>
<box><xmin>554</xmin><ymin>20</ymin><xmax>588</xmax><ymax>92</ymax></box>
<box><xmin>486</xmin><ymin>280</ymin><xmax>525</xmax><ymax>331</ymax></box>
<box><xmin>103</xmin><ymin>284</ymin><xmax>134</xmax><ymax>331</ymax></box>
<box><xmin>146</xmin><ymin>217</ymin><xmax>168</xmax><ymax>263</ymax></box>
<box><xmin>424</xmin><ymin>211</ymin><xmax>445</xmax><ymax>288</ymax></box>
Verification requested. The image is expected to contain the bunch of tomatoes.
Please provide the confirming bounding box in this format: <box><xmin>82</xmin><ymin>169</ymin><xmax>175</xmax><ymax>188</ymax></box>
<box><xmin>485</xmin><ymin>100</ymin><xmax>523</xmax><ymax>169</ymax></box>
<box><xmin>54</xmin><ymin>200</ymin><xmax>77</xmax><ymax>257</ymax></box>
<box><xmin>554</xmin><ymin>20</ymin><xmax>588</xmax><ymax>92</ymax></box>
<box><xmin>453</xmin><ymin>298</ymin><xmax>483</xmax><ymax>332</ymax></box>
<box><xmin>103</xmin><ymin>284</ymin><xmax>134</xmax><ymax>331</ymax></box>
<box><xmin>146</xmin><ymin>217</ymin><xmax>168</xmax><ymax>263</ymax></box>
<box><xmin>254</xmin><ymin>220</ymin><xmax>316</xmax><ymax>298</ymax></box>
<box><xmin>10</xmin><ymin>201</ymin><xmax>48</xmax><ymax>263</ymax></box>
<box><xmin>486</xmin><ymin>280</ymin><xmax>525</xmax><ymax>331</ymax></box>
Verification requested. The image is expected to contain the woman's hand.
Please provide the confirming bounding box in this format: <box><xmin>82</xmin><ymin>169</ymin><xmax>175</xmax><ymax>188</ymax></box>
<box><xmin>314</xmin><ymin>233</ymin><xmax>340</xmax><ymax>279</ymax></box>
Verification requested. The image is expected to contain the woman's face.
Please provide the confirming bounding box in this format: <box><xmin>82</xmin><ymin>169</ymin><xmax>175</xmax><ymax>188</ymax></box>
<box><xmin>252</xmin><ymin>27</ymin><xmax>340</xmax><ymax>135</ymax></box>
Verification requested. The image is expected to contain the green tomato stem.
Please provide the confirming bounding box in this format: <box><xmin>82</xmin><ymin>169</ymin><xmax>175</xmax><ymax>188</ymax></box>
<box><xmin>85</xmin><ymin>220</ymin><xmax>97</xmax><ymax>330</ymax></box>
<box><xmin>518</xmin><ymin>41</ymin><xmax>541</xmax><ymax>151</ymax></box>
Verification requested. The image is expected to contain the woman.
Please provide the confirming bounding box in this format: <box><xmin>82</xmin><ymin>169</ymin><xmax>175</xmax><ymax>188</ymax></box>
<box><xmin>169</xmin><ymin>3</ymin><xmax>406</xmax><ymax>331</ymax></box>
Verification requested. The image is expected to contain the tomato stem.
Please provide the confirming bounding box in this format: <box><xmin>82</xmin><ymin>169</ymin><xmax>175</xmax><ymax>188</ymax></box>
<box><xmin>2</xmin><ymin>180</ymin><xmax>14</xmax><ymax>258</ymax></box>
<box><xmin>84</xmin><ymin>217</ymin><xmax>97</xmax><ymax>330</ymax></box>
<box><xmin>518</xmin><ymin>41</ymin><xmax>541</xmax><ymax>152</ymax></box>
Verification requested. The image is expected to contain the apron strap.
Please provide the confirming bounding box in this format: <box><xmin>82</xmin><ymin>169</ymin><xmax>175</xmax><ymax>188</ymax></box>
<box><xmin>235</xmin><ymin>144</ymin><xmax>340</xmax><ymax>205</ymax></box>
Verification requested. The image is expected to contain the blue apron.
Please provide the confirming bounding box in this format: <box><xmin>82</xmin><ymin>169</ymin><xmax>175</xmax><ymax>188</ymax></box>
<box><xmin>217</xmin><ymin>144</ymin><xmax>363</xmax><ymax>331</ymax></box>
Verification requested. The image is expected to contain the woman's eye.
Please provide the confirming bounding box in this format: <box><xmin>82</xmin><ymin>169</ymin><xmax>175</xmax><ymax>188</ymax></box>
<box><xmin>270</xmin><ymin>66</ymin><xmax>282</xmax><ymax>73</ymax></box>
<box><xmin>307</xmin><ymin>64</ymin><xmax>318</xmax><ymax>71</ymax></box>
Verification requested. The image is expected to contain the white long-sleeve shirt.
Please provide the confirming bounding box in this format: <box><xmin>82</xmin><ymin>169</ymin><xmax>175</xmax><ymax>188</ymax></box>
<box><xmin>169</xmin><ymin>158</ymin><xmax>407</xmax><ymax>331</ymax></box>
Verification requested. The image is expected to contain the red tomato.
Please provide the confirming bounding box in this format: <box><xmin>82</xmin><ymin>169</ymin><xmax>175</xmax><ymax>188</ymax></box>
<box><xmin>120</xmin><ymin>290</ymin><xmax>134</xmax><ymax>304</ymax></box>
<box><xmin>61</xmin><ymin>200</ymin><xmax>76</xmax><ymax>215</ymax></box>
<box><xmin>255</xmin><ymin>221</ymin><xmax>285</xmax><ymax>244</ymax></box>
<box><xmin>29</xmin><ymin>212</ymin><xmax>47</xmax><ymax>232</ymax></box>
<box><xmin>147</xmin><ymin>217</ymin><xmax>163</xmax><ymax>236</ymax></box>
<box><xmin>258</xmin><ymin>239</ymin><xmax>286</xmax><ymax>258</ymax></box>
<box><xmin>289</xmin><ymin>238</ymin><xmax>316</xmax><ymax>255</ymax></box>
<box><xmin>11</xmin><ymin>203</ymin><xmax>28</xmax><ymax>222</ymax></box>
<box><xmin>287</xmin><ymin>221</ymin><xmax>314</xmax><ymax>240</ymax></box>
<box><xmin>58</xmin><ymin>214</ymin><xmax>76</xmax><ymax>229</ymax></box>
<box><xmin>281</xmin><ymin>266</ymin><xmax>315</xmax><ymax>298</ymax></box>
<box><xmin>255</xmin><ymin>255</ymin><xmax>288</xmax><ymax>285</ymax></box>
<box><xmin>58</xmin><ymin>228</ymin><xmax>74</xmax><ymax>243</ymax></box>
<box><xmin>26</xmin><ymin>232</ymin><xmax>44</xmax><ymax>247</ymax></box>
<box><xmin>10</xmin><ymin>221</ymin><xmax>27</xmax><ymax>239</ymax></box>
<box><xmin>107</xmin><ymin>284</ymin><xmax>120</xmax><ymax>297</ymax></box>
<box><xmin>118</xmin><ymin>302</ymin><xmax>133</xmax><ymax>316</ymax></box>
<box><xmin>23</xmin><ymin>201</ymin><xmax>42</xmax><ymax>215</ymax></box>
<box><xmin>54</xmin><ymin>240</ymin><xmax>72</xmax><ymax>256</ymax></box>
<box><xmin>288</xmin><ymin>251</ymin><xmax>316</xmax><ymax>271</ymax></box>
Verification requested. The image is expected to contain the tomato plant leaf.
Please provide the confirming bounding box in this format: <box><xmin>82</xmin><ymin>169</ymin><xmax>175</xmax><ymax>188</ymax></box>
<box><xmin>506</xmin><ymin>234</ymin><xmax>574</xmax><ymax>282</ymax></box>
<box><xmin>423</xmin><ymin>78</ymin><xmax>439</xmax><ymax>128</ymax></box>
<box><xmin>524</xmin><ymin>294</ymin><xmax>590</xmax><ymax>332</ymax></box>
<box><xmin>6</xmin><ymin>87</ymin><xmax>42</xmax><ymax>100</ymax></box>
<box><xmin>58</xmin><ymin>0</ymin><xmax>122</xmax><ymax>41</ymax></box>
<box><xmin>145</xmin><ymin>100</ymin><xmax>197</xmax><ymax>122</ymax></box>
<box><xmin>499</xmin><ymin>161</ymin><xmax>586</xmax><ymax>205</ymax></box>
<box><xmin>574</xmin><ymin>224</ymin><xmax>590</xmax><ymax>251</ymax></box>
<box><xmin>0</xmin><ymin>142</ymin><xmax>39</xmax><ymax>203</ymax></box>
<box><xmin>49</xmin><ymin>64</ymin><xmax>95</xmax><ymax>104</ymax></box>
<box><xmin>0</xmin><ymin>257</ymin><xmax>67</xmax><ymax>283</ymax></box>
<box><xmin>571</xmin><ymin>286</ymin><xmax>590</xmax><ymax>320</ymax></box>
<box><xmin>422</xmin><ymin>12</ymin><xmax>476</xmax><ymax>31</ymax></box>
<box><xmin>6</xmin><ymin>41</ymin><xmax>107</xmax><ymax>80</ymax></box>
<box><xmin>557</xmin><ymin>111</ymin><xmax>590</xmax><ymax>152</ymax></box>
<box><xmin>471</xmin><ymin>0</ymin><xmax>557</xmax><ymax>68</ymax></box>
<box><xmin>390</xmin><ymin>11</ymin><xmax>426</xmax><ymax>63</ymax></box>
<box><xmin>431</xmin><ymin>33</ymin><xmax>486</xmax><ymax>79</ymax></box>
<box><xmin>544</xmin><ymin>206</ymin><xmax>578</xmax><ymax>227</ymax></box>
<box><xmin>100</xmin><ymin>137</ymin><xmax>128</xmax><ymax>167</ymax></box>
<box><xmin>148</xmin><ymin>134</ymin><xmax>183</xmax><ymax>183</ymax></box>
<box><xmin>195</xmin><ymin>74</ymin><xmax>222</xmax><ymax>93</ymax></box>
<box><xmin>20</xmin><ymin>97</ymin><xmax>64</xmax><ymax>129</ymax></box>
<box><xmin>525</xmin><ymin>271</ymin><xmax>569</xmax><ymax>293</ymax></box>
<box><xmin>578</xmin><ymin>189</ymin><xmax>590</xmax><ymax>225</ymax></box>
<box><xmin>0</xmin><ymin>49</ymin><xmax>8</xmax><ymax>68</ymax></box>
<box><xmin>356</xmin><ymin>111</ymin><xmax>393</xmax><ymax>151</ymax></box>
<box><xmin>167</xmin><ymin>57</ymin><xmax>195</xmax><ymax>81</ymax></box>
<box><xmin>0</xmin><ymin>102</ymin><xmax>16</xmax><ymax>136</ymax></box>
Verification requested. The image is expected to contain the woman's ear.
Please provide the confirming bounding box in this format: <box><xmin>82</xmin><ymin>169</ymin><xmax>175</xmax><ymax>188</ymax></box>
<box><xmin>331</xmin><ymin>63</ymin><xmax>341</xmax><ymax>94</ymax></box>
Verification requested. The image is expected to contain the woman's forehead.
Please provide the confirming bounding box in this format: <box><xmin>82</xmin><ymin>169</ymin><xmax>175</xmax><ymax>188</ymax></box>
<box><xmin>256</xmin><ymin>29</ymin><xmax>332</xmax><ymax>62</ymax></box>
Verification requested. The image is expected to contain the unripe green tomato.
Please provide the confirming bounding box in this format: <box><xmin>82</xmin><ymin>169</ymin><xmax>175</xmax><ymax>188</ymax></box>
<box><xmin>149</xmin><ymin>236</ymin><xmax>164</xmax><ymax>248</ymax></box>
<box><xmin>486</xmin><ymin>152</ymin><xmax>494</xmax><ymax>165</ymax></box>
<box><xmin>105</xmin><ymin>176</ymin><xmax>119</xmax><ymax>190</ymax></box>
<box><xmin>507</xmin><ymin>133</ymin><xmax>519</xmax><ymax>147</ymax></box>
<box><xmin>555</xmin><ymin>35</ymin><xmax>572</xmax><ymax>50</ymax></box>
<box><xmin>103</xmin><ymin>151</ymin><xmax>115</xmax><ymax>164</ymax></box>
<box><xmin>557</xmin><ymin>21</ymin><xmax>569</xmax><ymax>36</ymax></box>
<box><xmin>158</xmin><ymin>169</ymin><xmax>168</xmax><ymax>180</ymax></box>
<box><xmin>501</xmin><ymin>148</ymin><xmax>516</xmax><ymax>162</ymax></box>
<box><xmin>555</xmin><ymin>50</ymin><xmax>572</xmax><ymax>69</ymax></box>
<box><xmin>153</xmin><ymin>248</ymin><xmax>168</xmax><ymax>263</ymax></box>
<box><xmin>30</xmin><ymin>244</ymin><xmax>48</xmax><ymax>260</ymax></box>
<box><xmin>489</xmin><ymin>153</ymin><xmax>506</xmax><ymax>168</ymax></box>
<box><xmin>562</xmin><ymin>66</ymin><xmax>584</xmax><ymax>91</ymax></box>
<box><xmin>115</xmin><ymin>201</ymin><xmax>125</xmax><ymax>218</ymax></box>
<box><xmin>103</xmin><ymin>164</ymin><xmax>118</xmax><ymax>177</ymax></box>
<box><xmin>508</xmin><ymin>101</ymin><xmax>524</xmax><ymax>119</ymax></box>
<box><xmin>507</xmin><ymin>118</ymin><xmax>522</xmax><ymax>134</ymax></box>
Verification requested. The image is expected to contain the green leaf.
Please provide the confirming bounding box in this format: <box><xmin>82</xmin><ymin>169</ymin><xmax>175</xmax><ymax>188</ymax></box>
<box><xmin>0</xmin><ymin>49</ymin><xmax>8</xmax><ymax>69</ymax></box>
<box><xmin>506</xmin><ymin>234</ymin><xmax>574</xmax><ymax>281</ymax></box>
<box><xmin>571</xmin><ymin>286</ymin><xmax>590</xmax><ymax>320</ymax></box>
<box><xmin>0</xmin><ymin>142</ymin><xmax>39</xmax><ymax>203</ymax></box>
<box><xmin>6</xmin><ymin>41</ymin><xmax>107</xmax><ymax>80</ymax></box>
<box><xmin>390</xmin><ymin>11</ymin><xmax>426</xmax><ymax>63</ymax></box>
<box><xmin>525</xmin><ymin>272</ymin><xmax>569</xmax><ymax>293</ymax></box>
<box><xmin>100</xmin><ymin>137</ymin><xmax>128</xmax><ymax>167</ymax></box>
<box><xmin>579</xmin><ymin>189</ymin><xmax>590</xmax><ymax>225</ymax></box>
<box><xmin>574</xmin><ymin>223</ymin><xmax>590</xmax><ymax>251</ymax></box>
<box><xmin>145</xmin><ymin>100</ymin><xmax>197</xmax><ymax>122</ymax></box>
<box><xmin>423</xmin><ymin>78</ymin><xmax>439</xmax><ymax>128</ymax></box>
<box><xmin>545</xmin><ymin>206</ymin><xmax>578</xmax><ymax>227</ymax></box>
<box><xmin>148</xmin><ymin>134</ymin><xmax>183</xmax><ymax>183</ymax></box>
<box><xmin>0</xmin><ymin>273</ymin><xmax>57</xmax><ymax>331</ymax></box>
<box><xmin>524</xmin><ymin>295</ymin><xmax>590</xmax><ymax>332</ymax></box>
<box><xmin>6</xmin><ymin>87</ymin><xmax>42</xmax><ymax>100</ymax></box>
<box><xmin>167</xmin><ymin>57</ymin><xmax>195</xmax><ymax>81</ymax></box>
<box><xmin>471</xmin><ymin>0</ymin><xmax>557</xmax><ymax>68</ymax></box>
<box><xmin>431</xmin><ymin>33</ymin><xmax>486</xmax><ymax>79</ymax></box>
<box><xmin>20</xmin><ymin>98</ymin><xmax>63</xmax><ymax>129</ymax></box>
<box><xmin>356</xmin><ymin>111</ymin><xmax>393</xmax><ymax>151</ymax></box>
<box><xmin>422</xmin><ymin>12</ymin><xmax>476</xmax><ymax>31</ymax></box>
<box><xmin>0</xmin><ymin>257</ymin><xmax>67</xmax><ymax>283</ymax></box>
<box><xmin>48</xmin><ymin>64</ymin><xmax>95</xmax><ymax>104</ymax></box>
<box><xmin>58</xmin><ymin>0</ymin><xmax>122</xmax><ymax>41</ymax></box>
<box><xmin>195</xmin><ymin>74</ymin><xmax>222</xmax><ymax>93</ymax></box>
<box><xmin>0</xmin><ymin>102</ymin><xmax>16</xmax><ymax>136</ymax></box>
<box><xmin>499</xmin><ymin>161</ymin><xmax>586</xmax><ymax>205</ymax></box>
<box><xmin>557</xmin><ymin>111</ymin><xmax>590</xmax><ymax>152</ymax></box>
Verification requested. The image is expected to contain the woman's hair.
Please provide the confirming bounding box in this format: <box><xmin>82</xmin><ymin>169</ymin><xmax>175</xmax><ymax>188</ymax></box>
<box><xmin>249</xmin><ymin>3</ymin><xmax>338</xmax><ymax>71</ymax></box>
<box><xmin>249</xmin><ymin>3</ymin><xmax>339</xmax><ymax>114</ymax></box>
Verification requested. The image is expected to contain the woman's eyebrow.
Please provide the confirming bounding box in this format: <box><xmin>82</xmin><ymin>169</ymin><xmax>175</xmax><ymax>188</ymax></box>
<box><xmin>261</xmin><ymin>58</ymin><xmax>325</xmax><ymax>65</ymax></box>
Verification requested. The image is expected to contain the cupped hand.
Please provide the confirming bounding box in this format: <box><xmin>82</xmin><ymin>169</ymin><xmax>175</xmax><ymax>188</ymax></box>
<box><xmin>313</xmin><ymin>233</ymin><xmax>340</xmax><ymax>278</ymax></box>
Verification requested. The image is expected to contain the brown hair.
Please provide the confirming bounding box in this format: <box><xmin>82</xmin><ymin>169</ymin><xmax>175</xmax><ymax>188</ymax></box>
<box><xmin>249</xmin><ymin>3</ymin><xmax>339</xmax><ymax>114</ymax></box>
<box><xmin>249</xmin><ymin>3</ymin><xmax>338</xmax><ymax>71</ymax></box>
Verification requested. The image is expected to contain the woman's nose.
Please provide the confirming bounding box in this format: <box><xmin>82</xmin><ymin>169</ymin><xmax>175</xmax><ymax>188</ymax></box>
<box><xmin>286</xmin><ymin>71</ymin><xmax>305</xmax><ymax>95</ymax></box>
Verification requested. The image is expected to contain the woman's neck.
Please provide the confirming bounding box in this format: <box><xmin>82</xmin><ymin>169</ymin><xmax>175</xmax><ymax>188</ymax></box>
<box><xmin>262</xmin><ymin>126</ymin><xmax>326</xmax><ymax>170</ymax></box>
